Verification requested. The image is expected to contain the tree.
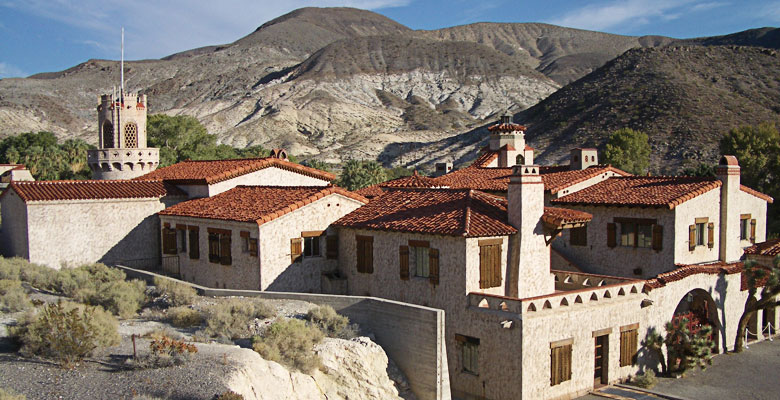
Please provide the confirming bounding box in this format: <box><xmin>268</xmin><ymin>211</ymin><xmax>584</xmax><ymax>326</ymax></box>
<box><xmin>337</xmin><ymin>160</ymin><xmax>388</xmax><ymax>191</ymax></box>
<box><xmin>0</xmin><ymin>131</ymin><xmax>93</xmax><ymax>180</ymax></box>
<box><xmin>733</xmin><ymin>256</ymin><xmax>780</xmax><ymax>352</ymax></box>
<box><xmin>664</xmin><ymin>317</ymin><xmax>713</xmax><ymax>375</ymax></box>
<box><xmin>603</xmin><ymin>128</ymin><xmax>651</xmax><ymax>175</ymax></box>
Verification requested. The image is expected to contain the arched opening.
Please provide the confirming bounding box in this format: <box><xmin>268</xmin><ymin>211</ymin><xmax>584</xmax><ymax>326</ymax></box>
<box><xmin>560</xmin><ymin>298</ymin><xmax>569</xmax><ymax>307</ymax></box>
<box><xmin>574</xmin><ymin>295</ymin><xmax>583</xmax><ymax>304</ymax></box>
<box><xmin>102</xmin><ymin>121</ymin><xmax>114</xmax><ymax>148</ymax></box>
<box><xmin>543</xmin><ymin>300</ymin><xmax>552</xmax><ymax>309</ymax></box>
<box><xmin>478</xmin><ymin>298</ymin><xmax>489</xmax><ymax>308</ymax></box>
<box><xmin>673</xmin><ymin>289</ymin><xmax>721</xmax><ymax>353</ymax></box>
<box><xmin>527</xmin><ymin>303</ymin><xmax>536</xmax><ymax>312</ymax></box>
<box><xmin>516</xmin><ymin>154</ymin><xmax>525</xmax><ymax>166</ymax></box>
<box><xmin>123</xmin><ymin>122</ymin><xmax>138</xmax><ymax>148</ymax></box>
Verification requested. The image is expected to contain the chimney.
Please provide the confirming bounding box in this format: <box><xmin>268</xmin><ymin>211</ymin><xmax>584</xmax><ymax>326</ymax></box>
<box><xmin>433</xmin><ymin>162</ymin><xmax>453</xmax><ymax>177</ymax></box>
<box><xmin>717</xmin><ymin>155</ymin><xmax>741</xmax><ymax>262</ymax></box>
<box><xmin>570</xmin><ymin>148</ymin><xmax>598</xmax><ymax>170</ymax></box>
<box><xmin>507</xmin><ymin>164</ymin><xmax>554</xmax><ymax>298</ymax></box>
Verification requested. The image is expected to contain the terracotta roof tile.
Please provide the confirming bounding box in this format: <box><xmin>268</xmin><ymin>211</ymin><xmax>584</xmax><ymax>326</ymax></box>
<box><xmin>644</xmin><ymin>262</ymin><xmax>744</xmax><ymax>291</ymax></box>
<box><xmin>354</xmin><ymin>184</ymin><xmax>385</xmax><ymax>199</ymax></box>
<box><xmin>380</xmin><ymin>171</ymin><xmax>443</xmax><ymax>189</ymax></box>
<box><xmin>741</xmin><ymin>185</ymin><xmax>774</xmax><ymax>203</ymax></box>
<box><xmin>3</xmin><ymin>180</ymin><xmax>185</xmax><ymax>202</ymax></box>
<box><xmin>471</xmin><ymin>149</ymin><xmax>499</xmax><ymax>168</ymax></box>
<box><xmin>333</xmin><ymin>188</ymin><xmax>517</xmax><ymax>237</ymax></box>
<box><xmin>542</xmin><ymin>207</ymin><xmax>593</xmax><ymax>227</ymax></box>
<box><xmin>552</xmin><ymin>176</ymin><xmax>722</xmax><ymax>209</ymax></box>
<box><xmin>159</xmin><ymin>186</ymin><xmax>367</xmax><ymax>225</ymax></box>
<box><xmin>432</xmin><ymin>164</ymin><xmax>628</xmax><ymax>193</ymax></box>
<box><xmin>487</xmin><ymin>123</ymin><xmax>527</xmax><ymax>132</ymax></box>
<box><xmin>135</xmin><ymin>157</ymin><xmax>335</xmax><ymax>185</ymax></box>
<box><xmin>744</xmin><ymin>238</ymin><xmax>780</xmax><ymax>257</ymax></box>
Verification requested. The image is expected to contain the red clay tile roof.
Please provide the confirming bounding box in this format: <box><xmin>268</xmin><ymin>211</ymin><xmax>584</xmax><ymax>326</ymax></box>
<box><xmin>488</xmin><ymin>123</ymin><xmax>527</xmax><ymax>132</ymax></box>
<box><xmin>354</xmin><ymin>184</ymin><xmax>386</xmax><ymax>199</ymax></box>
<box><xmin>432</xmin><ymin>164</ymin><xmax>628</xmax><ymax>193</ymax></box>
<box><xmin>471</xmin><ymin>149</ymin><xmax>499</xmax><ymax>168</ymax></box>
<box><xmin>552</xmin><ymin>176</ymin><xmax>722</xmax><ymax>209</ymax></box>
<box><xmin>333</xmin><ymin>188</ymin><xmax>517</xmax><ymax>237</ymax></box>
<box><xmin>380</xmin><ymin>171</ymin><xmax>443</xmax><ymax>189</ymax></box>
<box><xmin>3</xmin><ymin>180</ymin><xmax>185</xmax><ymax>202</ymax></box>
<box><xmin>135</xmin><ymin>157</ymin><xmax>335</xmax><ymax>185</ymax></box>
<box><xmin>159</xmin><ymin>186</ymin><xmax>367</xmax><ymax>225</ymax></box>
<box><xmin>744</xmin><ymin>238</ymin><xmax>780</xmax><ymax>257</ymax></box>
<box><xmin>741</xmin><ymin>185</ymin><xmax>774</xmax><ymax>203</ymax></box>
<box><xmin>542</xmin><ymin>207</ymin><xmax>593</xmax><ymax>227</ymax></box>
<box><xmin>644</xmin><ymin>262</ymin><xmax>743</xmax><ymax>291</ymax></box>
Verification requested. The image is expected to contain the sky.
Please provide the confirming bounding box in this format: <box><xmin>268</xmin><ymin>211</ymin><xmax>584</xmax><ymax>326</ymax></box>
<box><xmin>1</xmin><ymin>0</ymin><xmax>779</xmax><ymax>79</ymax></box>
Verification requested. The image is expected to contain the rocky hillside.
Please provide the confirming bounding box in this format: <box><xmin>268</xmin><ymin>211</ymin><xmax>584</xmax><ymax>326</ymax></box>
<box><xmin>0</xmin><ymin>7</ymin><xmax>778</xmax><ymax>168</ymax></box>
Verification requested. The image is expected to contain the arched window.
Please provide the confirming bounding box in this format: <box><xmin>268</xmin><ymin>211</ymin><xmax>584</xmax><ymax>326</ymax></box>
<box><xmin>102</xmin><ymin>121</ymin><xmax>114</xmax><ymax>148</ymax></box>
<box><xmin>123</xmin><ymin>122</ymin><xmax>138</xmax><ymax>148</ymax></box>
<box><xmin>516</xmin><ymin>154</ymin><xmax>525</xmax><ymax>165</ymax></box>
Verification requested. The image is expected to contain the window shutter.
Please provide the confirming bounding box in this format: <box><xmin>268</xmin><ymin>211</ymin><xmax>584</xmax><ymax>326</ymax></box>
<box><xmin>479</xmin><ymin>246</ymin><xmax>488</xmax><ymax>289</ymax></box>
<box><xmin>219</xmin><ymin>234</ymin><xmax>231</xmax><ymax>265</ymax></box>
<box><xmin>366</xmin><ymin>237</ymin><xmax>374</xmax><ymax>273</ymax></box>
<box><xmin>607</xmin><ymin>223</ymin><xmax>616</xmax><ymax>248</ymax></box>
<box><xmin>707</xmin><ymin>222</ymin><xmax>715</xmax><ymax>248</ymax></box>
<box><xmin>631</xmin><ymin>330</ymin><xmax>638</xmax><ymax>365</ymax></box>
<box><xmin>162</xmin><ymin>227</ymin><xmax>177</xmax><ymax>255</ymax></box>
<box><xmin>399</xmin><ymin>245</ymin><xmax>410</xmax><ymax>280</ymax></box>
<box><xmin>429</xmin><ymin>248</ymin><xmax>439</xmax><ymax>285</ymax></box>
<box><xmin>563</xmin><ymin>344</ymin><xmax>572</xmax><ymax>382</ymax></box>
<box><xmin>652</xmin><ymin>225</ymin><xmax>663</xmax><ymax>251</ymax></box>
<box><xmin>550</xmin><ymin>346</ymin><xmax>559</xmax><ymax>386</ymax></box>
<box><xmin>188</xmin><ymin>228</ymin><xmax>199</xmax><ymax>260</ymax></box>
<box><xmin>291</xmin><ymin>238</ymin><xmax>302</xmax><ymax>263</ymax></box>
<box><xmin>491</xmin><ymin>245</ymin><xmax>502</xmax><ymax>287</ymax></box>
<box><xmin>750</xmin><ymin>219</ymin><xmax>757</xmax><ymax>243</ymax></box>
<box><xmin>326</xmin><ymin>235</ymin><xmax>339</xmax><ymax>259</ymax></box>
<box><xmin>689</xmin><ymin>224</ymin><xmax>696</xmax><ymax>251</ymax></box>
<box><xmin>249</xmin><ymin>238</ymin><xmax>258</xmax><ymax>257</ymax></box>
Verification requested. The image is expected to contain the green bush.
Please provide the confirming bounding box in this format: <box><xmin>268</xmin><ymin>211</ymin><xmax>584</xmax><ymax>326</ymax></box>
<box><xmin>305</xmin><ymin>305</ymin><xmax>356</xmax><ymax>339</ymax></box>
<box><xmin>203</xmin><ymin>298</ymin><xmax>275</xmax><ymax>340</ymax></box>
<box><xmin>215</xmin><ymin>391</ymin><xmax>245</xmax><ymax>400</ymax></box>
<box><xmin>168</xmin><ymin>306</ymin><xmax>203</xmax><ymax>328</ymax></box>
<box><xmin>0</xmin><ymin>387</ymin><xmax>26</xmax><ymax>400</ymax></box>
<box><xmin>0</xmin><ymin>257</ymin><xmax>58</xmax><ymax>291</ymax></box>
<box><xmin>0</xmin><ymin>279</ymin><xmax>32</xmax><ymax>312</ymax></box>
<box><xmin>153</xmin><ymin>277</ymin><xmax>197</xmax><ymax>307</ymax></box>
<box><xmin>15</xmin><ymin>301</ymin><xmax>119</xmax><ymax>367</ymax></box>
<box><xmin>56</xmin><ymin>264</ymin><xmax>147</xmax><ymax>318</ymax></box>
<box><xmin>633</xmin><ymin>369</ymin><xmax>658</xmax><ymax>389</ymax></box>
<box><xmin>252</xmin><ymin>319</ymin><xmax>324</xmax><ymax>373</ymax></box>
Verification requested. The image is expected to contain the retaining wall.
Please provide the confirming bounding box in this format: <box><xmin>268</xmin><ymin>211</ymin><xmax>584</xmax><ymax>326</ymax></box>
<box><xmin>117</xmin><ymin>266</ymin><xmax>451</xmax><ymax>400</ymax></box>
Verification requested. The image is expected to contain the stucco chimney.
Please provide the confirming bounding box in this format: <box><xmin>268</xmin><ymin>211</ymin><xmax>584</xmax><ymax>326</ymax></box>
<box><xmin>717</xmin><ymin>155</ymin><xmax>741</xmax><ymax>262</ymax></box>
<box><xmin>507</xmin><ymin>164</ymin><xmax>554</xmax><ymax>298</ymax></box>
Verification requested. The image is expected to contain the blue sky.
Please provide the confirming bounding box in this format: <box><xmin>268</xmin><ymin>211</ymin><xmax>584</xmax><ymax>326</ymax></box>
<box><xmin>1</xmin><ymin>0</ymin><xmax>779</xmax><ymax>79</ymax></box>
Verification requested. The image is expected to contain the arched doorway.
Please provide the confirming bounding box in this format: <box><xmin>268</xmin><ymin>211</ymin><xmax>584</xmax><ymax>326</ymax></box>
<box><xmin>672</xmin><ymin>289</ymin><xmax>720</xmax><ymax>352</ymax></box>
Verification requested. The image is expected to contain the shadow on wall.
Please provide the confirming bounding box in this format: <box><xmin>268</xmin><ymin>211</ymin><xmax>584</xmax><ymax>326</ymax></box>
<box><xmin>100</xmin><ymin>214</ymin><xmax>161</xmax><ymax>266</ymax></box>
<box><xmin>265</xmin><ymin>260</ymin><xmax>323</xmax><ymax>293</ymax></box>
<box><xmin>713</xmin><ymin>274</ymin><xmax>730</xmax><ymax>354</ymax></box>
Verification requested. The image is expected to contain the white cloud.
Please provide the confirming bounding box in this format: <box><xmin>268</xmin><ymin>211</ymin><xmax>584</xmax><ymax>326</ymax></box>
<box><xmin>549</xmin><ymin>0</ymin><xmax>696</xmax><ymax>32</ymax></box>
<box><xmin>0</xmin><ymin>62</ymin><xmax>27</xmax><ymax>78</ymax></box>
<box><xmin>690</xmin><ymin>2</ymin><xmax>729</xmax><ymax>12</ymax></box>
<box><xmin>1</xmin><ymin>0</ymin><xmax>411</xmax><ymax>60</ymax></box>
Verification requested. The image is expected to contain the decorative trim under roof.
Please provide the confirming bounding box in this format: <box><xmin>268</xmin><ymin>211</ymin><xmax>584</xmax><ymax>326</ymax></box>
<box><xmin>2</xmin><ymin>180</ymin><xmax>185</xmax><ymax>203</ymax></box>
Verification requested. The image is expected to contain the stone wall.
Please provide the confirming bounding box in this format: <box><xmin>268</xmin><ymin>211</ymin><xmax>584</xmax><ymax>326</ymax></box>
<box><xmin>115</xmin><ymin>266</ymin><xmax>451</xmax><ymax>400</ymax></box>
<box><xmin>0</xmin><ymin>189</ymin><xmax>29</xmax><ymax>259</ymax></box>
<box><xmin>208</xmin><ymin>167</ymin><xmax>330</xmax><ymax>196</ymax></box>
<box><xmin>547</xmin><ymin>170</ymin><xmax>624</xmax><ymax>201</ymax></box>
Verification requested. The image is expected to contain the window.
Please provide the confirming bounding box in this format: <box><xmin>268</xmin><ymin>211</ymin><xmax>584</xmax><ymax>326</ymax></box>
<box><xmin>620</xmin><ymin>221</ymin><xmax>636</xmax><ymax>247</ymax></box>
<box><xmin>400</xmin><ymin>241</ymin><xmax>440</xmax><ymax>284</ymax></box>
<box><xmin>326</xmin><ymin>235</ymin><xmax>339</xmax><ymax>260</ymax></box>
<box><xmin>207</xmin><ymin>228</ymin><xmax>231</xmax><ymax>265</ymax></box>
<box><xmin>290</xmin><ymin>238</ymin><xmax>302</xmax><ymax>263</ymax></box>
<box><xmin>176</xmin><ymin>225</ymin><xmax>187</xmax><ymax>253</ymax></box>
<box><xmin>162</xmin><ymin>224</ymin><xmax>176</xmax><ymax>255</ymax></box>
<box><xmin>620</xmin><ymin>324</ymin><xmax>639</xmax><ymax>367</ymax></box>
<box><xmin>695</xmin><ymin>222</ymin><xmax>706</xmax><ymax>246</ymax></box>
<box><xmin>550</xmin><ymin>339</ymin><xmax>573</xmax><ymax>386</ymax></box>
<box><xmin>479</xmin><ymin>239</ymin><xmax>502</xmax><ymax>289</ymax></box>
<box><xmin>356</xmin><ymin>235</ymin><xmax>373</xmax><ymax>273</ymax></box>
<box><xmin>456</xmin><ymin>334</ymin><xmax>479</xmax><ymax>375</ymax></box>
<box><xmin>188</xmin><ymin>226</ymin><xmax>199</xmax><ymax>260</ymax></box>
<box><xmin>688</xmin><ymin>218</ymin><xmax>714</xmax><ymax>250</ymax></box>
<box><xmin>302</xmin><ymin>231</ymin><xmax>324</xmax><ymax>258</ymax></box>
<box><xmin>102</xmin><ymin>121</ymin><xmax>114</xmax><ymax>148</ymax></box>
<box><xmin>410</xmin><ymin>240</ymin><xmax>430</xmax><ymax>278</ymax></box>
<box><xmin>570</xmin><ymin>226</ymin><xmax>587</xmax><ymax>246</ymax></box>
<box><xmin>740</xmin><ymin>214</ymin><xmax>750</xmax><ymax>240</ymax></box>
<box><xmin>123</xmin><ymin>122</ymin><xmax>138</xmax><ymax>148</ymax></box>
<box><xmin>240</xmin><ymin>231</ymin><xmax>257</xmax><ymax>257</ymax></box>
<box><xmin>614</xmin><ymin>218</ymin><xmax>658</xmax><ymax>249</ymax></box>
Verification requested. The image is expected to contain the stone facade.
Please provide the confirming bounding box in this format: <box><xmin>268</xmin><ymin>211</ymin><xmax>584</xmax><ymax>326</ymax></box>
<box><xmin>0</xmin><ymin>189</ymin><xmax>29</xmax><ymax>259</ymax></box>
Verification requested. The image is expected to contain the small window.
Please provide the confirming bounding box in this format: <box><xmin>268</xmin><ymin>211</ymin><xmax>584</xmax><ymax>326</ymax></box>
<box><xmin>570</xmin><ymin>226</ymin><xmax>587</xmax><ymax>246</ymax></box>
<box><xmin>740</xmin><ymin>214</ymin><xmax>751</xmax><ymax>241</ymax></box>
<box><xmin>240</xmin><ymin>231</ymin><xmax>258</xmax><ymax>257</ymax></box>
<box><xmin>162</xmin><ymin>225</ymin><xmax>177</xmax><ymax>255</ymax></box>
<box><xmin>356</xmin><ymin>235</ymin><xmax>373</xmax><ymax>273</ymax></box>
<box><xmin>637</xmin><ymin>223</ymin><xmax>653</xmax><ymax>248</ymax></box>
<box><xmin>177</xmin><ymin>227</ymin><xmax>187</xmax><ymax>253</ymax></box>
<box><xmin>615</xmin><ymin>218</ymin><xmax>657</xmax><ymax>249</ymax></box>
<box><xmin>409</xmin><ymin>240</ymin><xmax>430</xmax><ymax>278</ymax></box>
<box><xmin>456</xmin><ymin>335</ymin><xmax>479</xmax><ymax>375</ymax></box>
<box><xmin>208</xmin><ymin>228</ymin><xmax>231</xmax><ymax>265</ymax></box>
<box><xmin>551</xmin><ymin>339</ymin><xmax>573</xmax><ymax>386</ymax></box>
<box><xmin>620</xmin><ymin>222</ymin><xmax>636</xmax><ymax>247</ymax></box>
<box><xmin>188</xmin><ymin>226</ymin><xmax>199</xmax><ymax>260</ymax></box>
<box><xmin>304</xmin><ymin>236</ymin><xmax>321</xmax><ymax>257</ymax></box>
<box><xmin>620</xmin><ymin>325</ymin><xmax>639</xmax><ymax>367</ymax></box>
<box><xmin>695</xmin><ymin>222</ymin><xmax>706</xmax><ymax>246</ymax></box>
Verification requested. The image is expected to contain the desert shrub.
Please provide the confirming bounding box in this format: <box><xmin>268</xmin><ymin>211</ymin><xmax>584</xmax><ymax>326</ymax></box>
<box><xmin>16</xmin><ymin>301</ymin><xmax>119</xmax><ymax>367</ymax></box>
<box><xmin>0</xmin><ymin>279</ymin><xmax>32</xmax><ymax>312</ymax></box>
<box><xmin>0</xmin><ymin>387</ymin><xmax>26</xmax><ymax>400</ymax></box>
<box><xmin>305</xmin><ymin>305</ymin><xmax>357</xmax><ymax>339</ymax></box>
<box><xmin>633</xmin><ymin>369</ymin><xmax>657</xmax><ymax>389</ymax></box>
<box><xmin>168</xmin><ymin>306</ymin><xmax>203</xmax><ymax>328</ymax></box>
<box><xmin>215</xmin><ymin>391</ymin><xmax>244</xmax><ymax>400</ymax></box>
<box><xmin>0</xmin><ymin>257</ymin><xmax>58</xmax><ymax>290</ymax></box>
<box><xmin>252</xmin><ymin>319</ymin><xmax>324</xmax><ymax>373</ymax></box>
<box><xmin>132</xmin><ymin>335</ymin><xmax>198</xmax><ymax>369</ymax></box>
<box><xmin>203</xmin><ymin>298</ymin><xmax>275</xmax><ymax>340</ymax></box>
<box><xmin>57</xmin><ymin>264</ymin><xmax>146</xmax><ymax>318</ymax></box>
<box><xmin>153</xmin><ymin>277</ymin><xmax>197</xmax><ymax>307</ymax></box>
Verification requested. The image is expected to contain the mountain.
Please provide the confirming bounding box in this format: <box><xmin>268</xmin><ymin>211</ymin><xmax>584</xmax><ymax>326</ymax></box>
<box><xmin>0</xmin><ymin>7</ymin><xmax>778</xmax><ymax>169</ymax></box>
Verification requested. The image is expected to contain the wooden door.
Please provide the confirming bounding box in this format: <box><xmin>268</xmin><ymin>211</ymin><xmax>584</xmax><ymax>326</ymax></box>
<box><xmin>594</xmin><ymin>335</ymin><xmax>608</xmax><ymax>385</ymax></box>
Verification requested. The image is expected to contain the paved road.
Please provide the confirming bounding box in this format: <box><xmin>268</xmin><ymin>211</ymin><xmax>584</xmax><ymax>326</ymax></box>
<box><xmin>580</xmin><ymin>338</ymin><xmax>780</xmax><ymax>400</ymax></box>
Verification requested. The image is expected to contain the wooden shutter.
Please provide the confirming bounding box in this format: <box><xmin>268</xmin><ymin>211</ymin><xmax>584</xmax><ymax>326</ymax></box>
<box><xmin>291</xmin><ymin>238</ymin><xmax>302</xmax><ymax>263</ymax></box>
<box><xmin>356</xmin><ymin>236</ymin><xmax>373</xmax><ymax>273</ymax></box>
<box><xmin>551</xmin><ymin>344</ymin><xmax>572</xmax><ymax>386</ymax></box>
<box><xmin>750</xmin><ymin>219</ymin><xmax>757</xmax><ymax>243</ymax></box>
<box><xmin>652</xmin><ymin>224</ymin><xmax>663</xmax><ymax>251</ymax></box>
<box><xmin>399</xmin><ymin>245</ymin><xmax>410</xmax><ymax>280</ymax></box>
<box><xmin>707</xmin><ymin>222</ymin><xmax>715</xmax><ymax>248</ymax></box>
<box><xmin>620</xmin><ymin>329</ymin><xmax>639</xmax><ymax>366</ymax></box>
<box><xmin>208</xmin><ymin>233</ymin><xmax>220</xmax><ymax>263</ymax></box>
<box><xmin>365</xmin><ymin>237</ymin><xmax>374</xmax><ymax>273</ymax></box>
<box><xmin>607</xmin><ymin>223</ymin><xmax>616</xmax><ymax>248</ymax></box>
<box><xmin>249</xmin><ymin>238</ymin><xmax>258</xmax><ymax>257</ymax></box>
<box><xmin>491</xmin><ymin>245</ymin><xmax>502</xmax><ymax>287</ymax></box>
<box><xmin>162</xmin><ymin>227</ymin><xmax>177</xmax><ymax>255</ymax></box>
<box><xmin>429</xmin><ymin>248</ymin><xmax>439</xmax><ymax>285</ymax></box>
<box><xmin>689</xmin><ymin>225</ymin><xmax>696</xmax><ymax>251</ymax></box>
<box><xmin>326</xmin><ymin>235</ymin><xmax>339</xmax><ymax>259</ymax></box>
<box><xmin>219</xmin><ymin>234</ymin><xmax>231</xmax><ymax>265</ymax></box>
<box><xmin>188</xmin><ymin>227</ymin><xmax>199</xmax><ymax>260</ymax></box>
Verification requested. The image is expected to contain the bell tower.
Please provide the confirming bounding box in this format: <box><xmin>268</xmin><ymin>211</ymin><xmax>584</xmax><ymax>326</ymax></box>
<box><xmin>87</xmin><ymin>29</ymin><xmax>159</xmax><ymax>180</ymax></box>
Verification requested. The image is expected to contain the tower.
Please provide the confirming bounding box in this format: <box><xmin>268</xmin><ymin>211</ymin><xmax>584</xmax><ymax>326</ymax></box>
<box><xmin>487</xmin><ymin>116</ymin><xmax>534</xmax><ymax>168</ymax></box>
<box><xmin>87</xmin><ymin>29</ymin><xmax>159</xmax><ymax>180</ymax></box>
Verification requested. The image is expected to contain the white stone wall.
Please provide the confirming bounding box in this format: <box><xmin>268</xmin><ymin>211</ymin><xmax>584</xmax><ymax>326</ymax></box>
<box><xmin>24</xmin><ymin>198</ymin><xmax>167</xmax><ymax>269</ymax></box>
<box><xmin>0</xmin><ymin>189</ymin><xmax>29</xmax><ymax>259</ymax></box>
<box><xmin>207</xmin><ymin>167</ymin><xmax>330</xmax><ymax>196</ymax></box>
<box><xmin>673</xmin><ymin>188</ymin><xmax>722</xmax><ymax>265</ymax></box>
<box><xmin>549</xmin><ymin>170</ymin><xmax>625</xmax><ymax>200</ymax></box>
<box><xmin>734</xmin><ymin>190</ymin><xmax>769</xmax><ymax>250</ymax></box>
